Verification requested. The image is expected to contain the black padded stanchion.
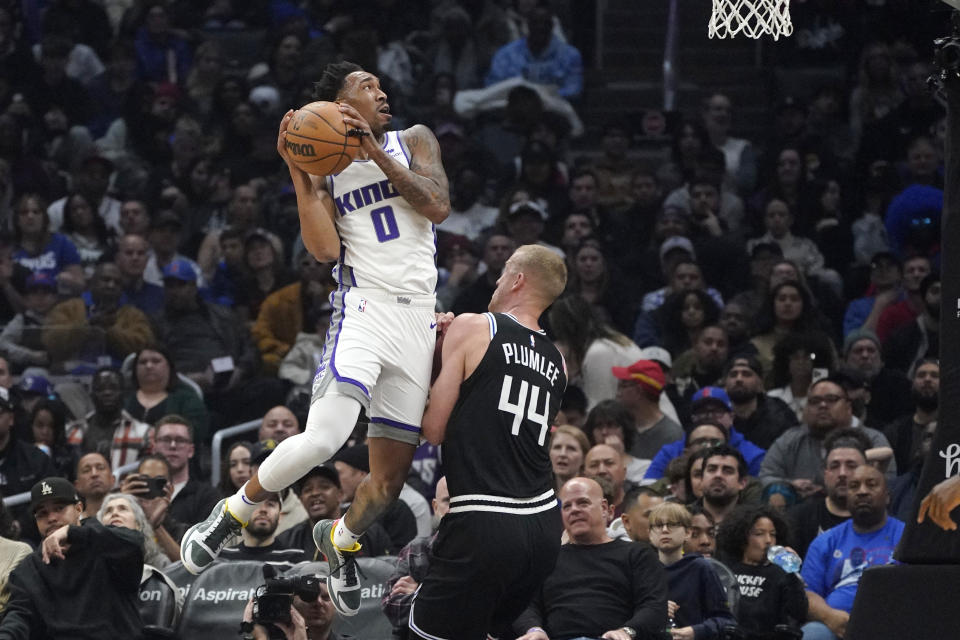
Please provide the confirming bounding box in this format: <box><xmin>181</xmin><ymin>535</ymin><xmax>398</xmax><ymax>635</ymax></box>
<box><xmin>846</xmin><ymin>565</ymin><xmax>960</xmax><ymax>639</ymax></box>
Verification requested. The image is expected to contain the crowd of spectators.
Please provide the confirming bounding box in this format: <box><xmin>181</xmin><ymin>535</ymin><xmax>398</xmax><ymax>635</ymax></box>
<box><xmin>0</xmin><ymin>0</ymin><xmax>949</xmax><ymax>638</ymax></box>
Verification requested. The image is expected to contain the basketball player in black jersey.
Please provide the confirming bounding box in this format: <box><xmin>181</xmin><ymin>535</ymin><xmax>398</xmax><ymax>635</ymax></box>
<box><xmin>408</xmin><ymin>244</ymin><xmax>568</xmax><ymax>640</ymax></box>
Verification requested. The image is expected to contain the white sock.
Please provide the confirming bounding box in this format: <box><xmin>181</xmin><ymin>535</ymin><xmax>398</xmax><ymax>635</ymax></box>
<box><xmin>226</xmin><ymin>482</ymin><xmax>260</xmax><ymax>525</ymax></box>
<box><xmin>333</xmin><ymin>518</ymin><xmax>361</xmax><ymax>549</ymax></box>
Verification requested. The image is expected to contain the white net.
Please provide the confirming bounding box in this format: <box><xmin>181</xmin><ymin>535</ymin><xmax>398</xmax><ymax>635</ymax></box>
<box><xmin>709</xmin><ymin>0</ymin><xmax>793</xmax><ymax>40</ymax></box>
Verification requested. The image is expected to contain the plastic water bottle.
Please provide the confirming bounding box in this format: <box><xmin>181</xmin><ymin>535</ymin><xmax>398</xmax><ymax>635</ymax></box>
<box><xmin>767</xmin><ymin>545</ymin><xmax>802</xmax><ymax>573</ymax></box>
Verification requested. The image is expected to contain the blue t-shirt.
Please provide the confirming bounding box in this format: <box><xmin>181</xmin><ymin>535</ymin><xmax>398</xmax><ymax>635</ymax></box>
<box><xmin>801</xmin><ymin>516</ymin><xmax>904</xmax><ymax>613</ymax></box>
<box><xmin>13</xmin><ymin>233</ymin><xmax>81</xmax><ymax>277</ymax></box>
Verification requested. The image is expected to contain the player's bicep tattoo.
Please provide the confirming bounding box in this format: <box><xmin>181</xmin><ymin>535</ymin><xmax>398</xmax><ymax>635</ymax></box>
<box><xmin>406</xmin><ymin>127</ymin><xmax>450</xmax><ymax>203</ymax></box>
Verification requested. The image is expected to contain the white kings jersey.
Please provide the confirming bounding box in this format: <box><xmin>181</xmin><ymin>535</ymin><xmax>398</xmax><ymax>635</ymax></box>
<box><xmin>325</xmin><ymin>130</ymin><xmax>438</xmax><ymax>296</ymax></box>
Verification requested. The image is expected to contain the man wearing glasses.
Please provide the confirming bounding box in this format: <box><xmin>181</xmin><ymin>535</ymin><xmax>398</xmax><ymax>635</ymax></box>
<box><xmin>759</xmin><ymin>377</ymin><xmax>895</xmax><ymax>499</ymax></box>
<box><xmin>151</xmin><ymin>415</ymin><xmax>220</xmax><ymax>529</ymax></box>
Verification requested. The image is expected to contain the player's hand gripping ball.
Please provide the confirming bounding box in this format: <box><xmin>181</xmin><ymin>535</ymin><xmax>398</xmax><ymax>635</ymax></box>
<box><xmin>285</xmin><ymin>101</ymin><xmax>362</xmax><ymax>176</ymax></box>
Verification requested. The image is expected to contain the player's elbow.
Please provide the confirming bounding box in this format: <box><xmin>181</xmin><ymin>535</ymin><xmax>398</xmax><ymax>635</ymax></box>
<box><xmin>421</xmin><ymin>416</ymin><xmax>445</xmax><ymax>445</ymax></box>
<box><xmin>304</xmin><ymin>238</ymin><xmax>339</xmax><ymax>263</ymax></box>
<box><xmin>425</xmin><ymin>202</ymin><xmax>450</xmax><ymax>225</ymax></box>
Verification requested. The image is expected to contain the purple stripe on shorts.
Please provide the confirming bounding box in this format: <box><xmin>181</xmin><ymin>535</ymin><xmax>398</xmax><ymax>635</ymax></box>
<box><xmin>370</xmin><ymin>417</ymin><xmax>421</xmax><ymax>433</ymax></box>
<box><xmin>330</xmin><ymin>287</ymin><xmax>370</xmax><ymax>397</ymax></box>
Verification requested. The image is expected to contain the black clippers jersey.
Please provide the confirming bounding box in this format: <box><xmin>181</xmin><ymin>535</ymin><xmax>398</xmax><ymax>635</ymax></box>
<box><xmin>443</xmin><ymin>312</ymin><xmax>567</xmax><ymax>515</ymax></box>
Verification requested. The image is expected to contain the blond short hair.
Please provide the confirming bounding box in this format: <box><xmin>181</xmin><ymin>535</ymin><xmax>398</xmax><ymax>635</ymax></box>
<box><xmin>512</xmin><ymin>244</ymin><xmax>567</xmax><ymax>304</ymax></box>
<box><xmin>648</xmin><ymin>502</ymin><xmax>692</xmax><ymax>529</ymax></box>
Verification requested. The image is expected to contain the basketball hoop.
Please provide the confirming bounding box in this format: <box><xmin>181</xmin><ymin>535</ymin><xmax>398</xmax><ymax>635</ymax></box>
<box><xmin>709</xmin><ymin>0</ymin><xmax>793</xmax><ymax>40</ymax></box>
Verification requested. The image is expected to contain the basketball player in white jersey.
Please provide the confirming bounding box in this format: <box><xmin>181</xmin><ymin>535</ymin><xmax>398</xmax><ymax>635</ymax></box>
<box><xmin>180</xmin><ymin>61</ymin><xmax>451</xmax><ymax>617</ymax></box>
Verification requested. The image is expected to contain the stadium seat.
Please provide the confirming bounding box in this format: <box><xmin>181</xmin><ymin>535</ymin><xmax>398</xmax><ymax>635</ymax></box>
<box><xmin>174</xmin><ymin>561</ymin><xmax>264</xmax><ymax>640</ymax></box>
<box><xmin>286</xmin><ymin>558</ymin><xmax>397</xmax><ymax>640</ymax></box>
<box><xmin>140</xmin><ymin>565</ymin><xmax>182</xmax><ymax>639</ymax></box>
<box><xmin>847</xmin><ymin>564</ymin><xmax>960</xmax><ymax>639</ymax></box>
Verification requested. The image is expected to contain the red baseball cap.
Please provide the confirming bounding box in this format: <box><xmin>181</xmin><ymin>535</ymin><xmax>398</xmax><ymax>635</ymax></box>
<box><xmin>611</xmin><ymin>360</ymin><xmax>666</xmax><ymax>394</ymax></box>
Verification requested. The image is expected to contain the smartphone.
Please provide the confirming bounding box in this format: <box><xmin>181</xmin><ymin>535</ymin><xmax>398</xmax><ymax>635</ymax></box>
<box><xmin>142</xmin><ymin>476</ymin><xmax>168</xmax><ymax>499</ymax></box>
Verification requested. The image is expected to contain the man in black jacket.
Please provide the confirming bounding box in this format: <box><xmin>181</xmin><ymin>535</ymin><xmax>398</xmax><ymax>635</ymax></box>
<box><xmin>515</xmin><ymin>477</ymin><xmax>668</xmax><ymax>640</ymax></box>
<box><xmin>0</xmin><ymin>386</ymin><xmax>54</xmax><ymax>498</ymax></box>
<box><xmin>0</xmin><ymin>477</ymin><xmax>144</xmax><ymax>639</ymax></box>
<box><xmin>724</xmin><ymin>355</ymin><xmax>798</xmax><ymax>449</ymax></box>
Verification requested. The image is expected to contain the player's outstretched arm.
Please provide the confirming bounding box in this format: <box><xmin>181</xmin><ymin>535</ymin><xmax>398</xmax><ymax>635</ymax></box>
<box><xmin>277</xmin><ymin>109</ymin><xmax>340</xmax><ymax>262</ymax></box>
<box><xmin>421</xmin><ymin>314</ymin><xmax>490</xmax><ymax>445</ymax></box>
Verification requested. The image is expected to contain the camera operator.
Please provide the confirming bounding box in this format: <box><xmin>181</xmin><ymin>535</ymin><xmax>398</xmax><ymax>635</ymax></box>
<box><xmin>239</xmin><ymin>573</ymin><xmax>350</xmax><ymax>640</ymax></box>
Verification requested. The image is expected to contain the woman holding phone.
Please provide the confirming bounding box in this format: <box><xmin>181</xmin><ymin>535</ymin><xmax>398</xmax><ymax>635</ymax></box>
<box><xmin>119</xmin><ymin>453</ymin><xmax>181</xmax><ymax>563</ymax></box>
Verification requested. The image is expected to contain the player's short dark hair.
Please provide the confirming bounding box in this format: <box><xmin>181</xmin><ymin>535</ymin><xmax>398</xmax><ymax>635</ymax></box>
<box><xmin>314</xmin><ymin>61</ymin><xmax>364</xmax><ymax>102</ymax></box>
<box><xmin>702</xmin><ymin>443</ymin><xmax>748</xmax><ymax>479</ymax></box>
<box><xmin>716</xmin><ymin>504</ymin><xmax>790</xmax><ymax>564</ymax></box>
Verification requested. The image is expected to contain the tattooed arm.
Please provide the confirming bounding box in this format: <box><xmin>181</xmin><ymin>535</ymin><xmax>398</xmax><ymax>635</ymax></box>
<box><xmin>392</xmin><ymin>124</ymin><xmax>451</xmax><ymax>224</ymax></box>
<box><xmin>340</xmin><ymin>102</ymin><xmax>450</xmax><ymax>224</ymax></box>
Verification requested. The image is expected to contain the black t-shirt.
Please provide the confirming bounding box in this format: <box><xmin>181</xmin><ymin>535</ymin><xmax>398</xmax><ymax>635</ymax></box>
<box><xmin>727</xmin><ymin>560</ymin><xmax>807</xmax><ymax>635</ymax></box>
<box><xmin>786</xmin><ymin>496</ymin><xmax>849</xmax><ymax>559</ymax></box>
<box><xmin>516</xmin><ymin>539</ymin><xmax>668</xmax><ymax>639</ymax></box>
<box><xmin>219</xmin><ymin>541</ymin><xmax>304</xmax><ymax>566</ymax></box>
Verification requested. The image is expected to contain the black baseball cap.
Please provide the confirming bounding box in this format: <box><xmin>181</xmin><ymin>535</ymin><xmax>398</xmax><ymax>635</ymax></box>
<box><xmin>295</xmin><ymin>463</ymin><xmax>341</xmax><ymax>494</ymax></box>
<box><xmin>250</xmin><ymin>439</ymin><xmax>278</xmax><ymax>466</ymax></box>
<box><xmin>30</xmin><ymin>477</ymin><xmax>81</xmax><ymax>514</ymax></box>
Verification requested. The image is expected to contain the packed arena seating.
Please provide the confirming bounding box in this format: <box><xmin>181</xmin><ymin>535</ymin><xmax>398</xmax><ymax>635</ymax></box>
<box><xmin>0</xmin><ymin>1</ymin><xmax>950</xmax><ymax>638</ymax></box>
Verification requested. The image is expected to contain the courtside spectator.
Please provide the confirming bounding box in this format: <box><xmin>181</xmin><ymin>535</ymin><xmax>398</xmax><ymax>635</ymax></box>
<box><xmin>1</xmin><ymin>477</ymin><xmax>144</xmax><ymax>637</ymax></box>
<box><xmin>514</xmin><ymin>477</ymin><xmax>668</xmax><ymax>640</ymax></box>
<box><xmin>800</xmin><ymin>465</ymin><xmax>904</xmax><ymax>640</ymax></box>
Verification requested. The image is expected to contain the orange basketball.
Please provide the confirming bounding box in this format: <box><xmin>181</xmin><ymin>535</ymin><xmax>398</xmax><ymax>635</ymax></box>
<box><xmin>284</xmin><ymin>101</ymin><xmax>361</xmax><ymax>176</ymax></box>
